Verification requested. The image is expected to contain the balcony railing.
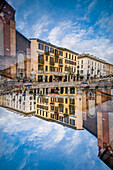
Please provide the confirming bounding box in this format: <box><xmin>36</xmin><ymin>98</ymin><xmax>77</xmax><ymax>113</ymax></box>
<box><xmin>45</xmin><ymin>52</ymin><xmax>50</xmax><ymax>55</ymax></box>
<box><xmin>55</xmin><ymin>55</ymin><xmax>59</xmax><ymax>58</ymax></box>
<box><xmin>59</xmin><ymin>63</ymin><xmax>63</xmax><ymax>67</ymax></box>
<box><xmin>50</xmin><ymin>61</ymin><xmax>55</xmax><ymax>66</ymax></box>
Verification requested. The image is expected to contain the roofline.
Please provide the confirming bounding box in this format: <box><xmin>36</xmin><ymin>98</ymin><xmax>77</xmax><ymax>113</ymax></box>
<box><xmin>30</xmin><ymin>38</ymin><xmax>58</xmax><ymax>49</ymax></box>
<box><xmin>58</xmin><ymin>47</ymin><xmax>79</xmax><ymax>55</ymax></box>
<box><xmin>29</xmin><ymin>38</ymin><xmax>79</xmax><ymax>54</ymax></box>
<box><xmin>4</xmin><ymin>0</ymin><xmax>16</xmax><ymax>12</ymax></box>
<box><xmin>16</xmin><ymin>30</ymin><xmax>30</xmax><ymax>43</ymax></box>
<box><xmin>78</xmin><ymin>55</ymin><xmax>113</xmax><ymax>65</ymax></box>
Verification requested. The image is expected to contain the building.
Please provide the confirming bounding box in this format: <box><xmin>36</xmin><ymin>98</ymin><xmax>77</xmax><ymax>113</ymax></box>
<box><xmin>0</xmin><ymin>87</ymin><xmax>38</xmax><ymax>113</ymax></box>
<box><xmin>78</xmin><ymin>53</ymin><xmax>107</xmax><ymax>80</ymax></box>
<box><xmin>0</xmin><ymin>1</ymin><xmax>31</xmax><ymax>81</ymax></box>
<box><xmin>36</xmin><ymin>85</ymin><xmax>83</xmax><ymax>129</ymax></box>
<box><xmin>0</xmin><ymin>0</ymin><xmax>16</xmax><ymax>80</ymax></box>
<box><xmin>106</xmin><ymin>63</ymin><xmax>113</xmax><ymax>76</ymax></box>
<box><xmin>30</xmin><ymin>38</ymin><xmax>78</xmax><ymax>82</ymax></box>
<box><xmin>97</xmin><ymin>101</ymin><xmax>113</xmax><ymax>169</ymax></box>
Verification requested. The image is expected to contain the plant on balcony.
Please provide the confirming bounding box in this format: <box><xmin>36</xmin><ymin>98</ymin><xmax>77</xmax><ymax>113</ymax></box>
<box><xmin>64</xmin><ymin>113</ymin><xmax>68</xmax><ymax>117</ymax></box>
<box><xmin>45</xmin><ymin>51</ymin><xmax>50</xmax><ymax>55</ymax></box>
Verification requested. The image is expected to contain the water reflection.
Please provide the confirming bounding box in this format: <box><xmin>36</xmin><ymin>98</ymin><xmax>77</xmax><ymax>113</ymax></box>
<box><xmin>0</xmin><ymin>86</ymin><xmax>113</xmax><ymax>169</ymax></box>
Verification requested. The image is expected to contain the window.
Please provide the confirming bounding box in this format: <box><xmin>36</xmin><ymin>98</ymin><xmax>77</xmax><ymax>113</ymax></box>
<box><xmin>65</xmin><ymin>66</ymin><xmax>67</xmax><ymax>71</ymax></box>
<box><xmin>59</xmin><ymin>51</ymin><xmax>63</xmax><ymax>56</ymax></box>
<box><xmin>69</xmin><ymin>54</ymin><xmax>71</xmax><ymax>59</ymax></box>
<box><xmin>70</xmin><ymin>87</ymin><xmax>75</xmax><ymax>94</ymax></box>
<box><xmin>64</xmin><ymin>117</ymin><xmax>69</xmax><ymax>123</ymax></box>
<box><xmin>59</xmin><ymin>68</ymin><xmax>62</xmax><ymax>72</ymax></box>
<box><xmin>38</xmin><ymin>43</ymin><xmax>43</xmax><ymax>50</ymax></box>
<box><xmin>65</xmin><ymin>87</ymin><xmax>68</xmax><ymax>94</ymax></box>
<box><xmin>72</xmin><ymin>55</ymin><xmax>73</xmax><ymax>60</ymax></box>
<box><xmin>80</xmin><ymin>70</ymin><xmax>83</xmax><ymax>74</ymax></box>
<box><xmin>55</xmin><ymin>49</ymin><xmax>58</xmax><ymax>55</ymax></box>
<box><xmin>30</xmin><ymin>97</ymin><xmax>32</xmax><ymax>100</ymax></box>
<box><xmin>50</xmin><ymin>47</ymin><xmax>54</xmax><ymax>53</ymax></box>
<box><xmin>50</xmin><ymin>57</ymin><xmax>53</xmax><ymax>62</ymax></box>
<box><xmin>55</xmin><ymin>67</ymin><xmax>58</xmax><ymax>72</ymax></box>
<box><xmin>55</xmin><ymin>98</ymin><xmax>58</xmax><ymax>102</ymax></box>
<box><xmin>81</xmin><ymin>60</ymin><xmax>83</xmax><ymax>64</ymax></box>
<box><xmin>66</xmin><ymin>53</ymin><xmax>68</xmax><ymax>58</ymax></box>
<box><xmin>46</xmin><ymin>106</ymin><xmax>48</xmax><ymax>110</ymax></box>
<box><xmin>65</xmin><ymin>108</ymin><xmax>68</xmax><ymax>114</ymax></box>
<box><xmin>38</xmin><ymin>75</ymin><xmax>43</xmax><ymax>82</ymax></box>
<box><xmin>70</xmin><ymin>119</ymin><xmax>75</xmax><ymax>125</ymax></box>
<box><xmin>74</xmin><ymin>67</ymin><xmax>76</xmax><ymax>72</ymax></box>
<box><xmin>51</xmin><ymin>97</ymin><xmax>54</xmax><ymax>102</ymax></box>
<box><xmin>51</xmin><ymin>106</ymin><xmax>54</xmax><ymax>111</ymax></box>
<box><xmin>55</xmin><ymin>58</ymin><xmax>58</xmax><ymax>63</ymax></box>
<box><xmin>65</xmin><ymin>59</ymin><xmax>67</xmax><ymax>63</ymax></box>
<box><xmin>65</xmin><ymin>98</ymin><xmax>68</xmax><ymax>103</ymax></box>
<box><xmin>46</xmin><ymin>112</ymin><xmax>48</xmax><ymax>117</ymax></box>
<box><xmin>38</xmin><ymin>65</ymin><xmax>43</xmax><ymax>71</ymax></box>
<box><xmin>60</xmin><ymin>116</ymin><xmax>63</xmax><ymax>122</ymax></box>
<box><xmin>81</xmin><ymin>65</ymin><xmax>83</xmax><ymax>68</ymax></box>
<box><xmin>46</xmin><ymin>55</ymin><xmax>48</xmax><ymax>61</ymax></box>
<box><xmin>45</xmin><ymin>66</ymin><xmax>48</xmax><ymax>71</ymax></box>
<box><xmin>51</xmin><ymin>114</ymin><xmax>54</xmax><ymax>119</ymax></box>
<box><xmin>75</xmin><ymin>56</ymin><xmax>76</xmax><ymax>61</ymax></box>
<box><xmin>45</xmin><ymin>46</ymin><xmax>49</xmax><ymax>53</ymax></box>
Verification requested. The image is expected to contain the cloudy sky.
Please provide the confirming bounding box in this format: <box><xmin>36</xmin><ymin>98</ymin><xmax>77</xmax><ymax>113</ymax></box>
<box><xmin>0</xmin><ymin>107</ymin><xmax>109</xmax><ymax>169</ymax></box>
<box><xmin>7</xmin><ymin>0</ymin><xmax>113</xmax><ymax>64</ymax></box>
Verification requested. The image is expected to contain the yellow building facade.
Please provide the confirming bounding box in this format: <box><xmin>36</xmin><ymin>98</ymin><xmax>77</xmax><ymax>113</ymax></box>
<box><xmin>30</xmin><ymin>39</ymin><xmax>78</xmax><ymax>82</ymax></box>
<box><xmin>36</xmin><ymin>86</ymin><xmax>83</xmax><ymax>129</ymax></box>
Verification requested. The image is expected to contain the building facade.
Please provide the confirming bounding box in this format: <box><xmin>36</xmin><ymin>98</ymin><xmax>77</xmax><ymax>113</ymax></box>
<box><xmin>36</xmin><ymin>85</ymin><xmax>83</xmax><ymax>129</ymax></box>
<box><xmin>30</xmin><ymin>39</ymin><xmax>78</xmax><ymax>82</ymax></box>
<box><xmin>106</xmin><ymin>63</ymin><xmax>113</xmax><ymax>76</ymax></box>
<box><xmin>78</xmin><ymin>54</ymin><xmax>107</xmax><ymax>80</ymax></box>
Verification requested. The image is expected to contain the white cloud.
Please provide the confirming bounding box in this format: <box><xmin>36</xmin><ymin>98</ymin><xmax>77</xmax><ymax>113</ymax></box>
<box><xmin>23</xmin><ymin>10</ymin><xmax>32</xmax><ymax>20</ymax></box>
<box><xmin>77</xmin><ymin>0</ymin><xmax>97</xmax><ymax>22</ymax></box>
<box><xmin>95</xmin><ymin>14</ymin><xmax>113</xmax><ymax>40</ymax></box>
<box><xmin>29</xmin><ymin>17</ymin><xmax>51</xmax><ymax>38</ymax></box>
<box><xmin>47</xmin><ymin>20</ymin><xmax>113</xmax><ymax>64</ymax></box>
<box><xmin>17</xmin><ymin>21</ymin><xmax>26</xmax><ymax>31</ymax></box>
<box><xmin>87</xmin><ymin>0</ymin><xmax>97</xmax><ymax>14</ymax></box>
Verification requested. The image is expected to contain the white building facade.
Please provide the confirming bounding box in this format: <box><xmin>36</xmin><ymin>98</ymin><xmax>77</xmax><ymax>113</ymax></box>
<box><xmin>78</xmin><ymin>54</ymin><xmax>106</xmax><ymax>80</ymax></box>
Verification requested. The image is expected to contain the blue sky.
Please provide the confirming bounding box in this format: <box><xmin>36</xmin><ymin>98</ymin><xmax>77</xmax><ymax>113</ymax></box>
<box><xmin>0</xmin><ymin>107</ymin><xmax>109</xmax><ymax>169</ymax></box>
<box><xmin>7</xmin><ymin>0</ymin><xmax>113</xmax><ymax>64</ymax></box>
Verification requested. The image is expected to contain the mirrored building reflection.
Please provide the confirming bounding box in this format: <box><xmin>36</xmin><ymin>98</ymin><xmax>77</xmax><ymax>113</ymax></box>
<box><xmin>0</xmin><ymin>86</ymin><xmax>113</xmax><ymax>168</ymax></box>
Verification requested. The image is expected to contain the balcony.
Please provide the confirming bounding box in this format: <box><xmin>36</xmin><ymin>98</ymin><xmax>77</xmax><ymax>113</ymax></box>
<box><xmin>59</xmin><ymin>63</ymin><xmax>63</xmax><ymax>67</ymax></box>
<box><xmin>45</xmin><ymin>52</ymin><xmax>50</xmax><ymax>55</ymax></box>
<box><xmin>55</xmin><ymin>54</ymin><xmax>59</xmax><ymax>58</ymax></box>
<box><xmin>50</xmin><ymin>61</ymin><xmax>55</xmax><ymax>66</ymax></box>
<box><xmin>70</xmin><ymin>101</ymin><xmax>75</xmax><ymax>105</ymax></box>
<box><xmin>50</xmin><ymin>103</ymin><xmax>54</xmax><ymax>106</ymax></box>
<box><xmin>38</xmin><ymin>59</ymin><xmax>44</xmax><ymax>64</ymax></box>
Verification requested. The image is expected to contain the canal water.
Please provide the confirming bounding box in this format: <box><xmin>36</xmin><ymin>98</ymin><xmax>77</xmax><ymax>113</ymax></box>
<box><xmin>0</xmin><ymin>107</ymin><xmax>110</xmax><ymax>170</ymax></box>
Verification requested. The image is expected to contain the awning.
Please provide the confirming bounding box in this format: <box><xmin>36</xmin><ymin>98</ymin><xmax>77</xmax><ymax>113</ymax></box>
<box><xmin>54</xmin><ymin>75</ymin><xmax>65</xmax><ymax>77</ymax></box>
